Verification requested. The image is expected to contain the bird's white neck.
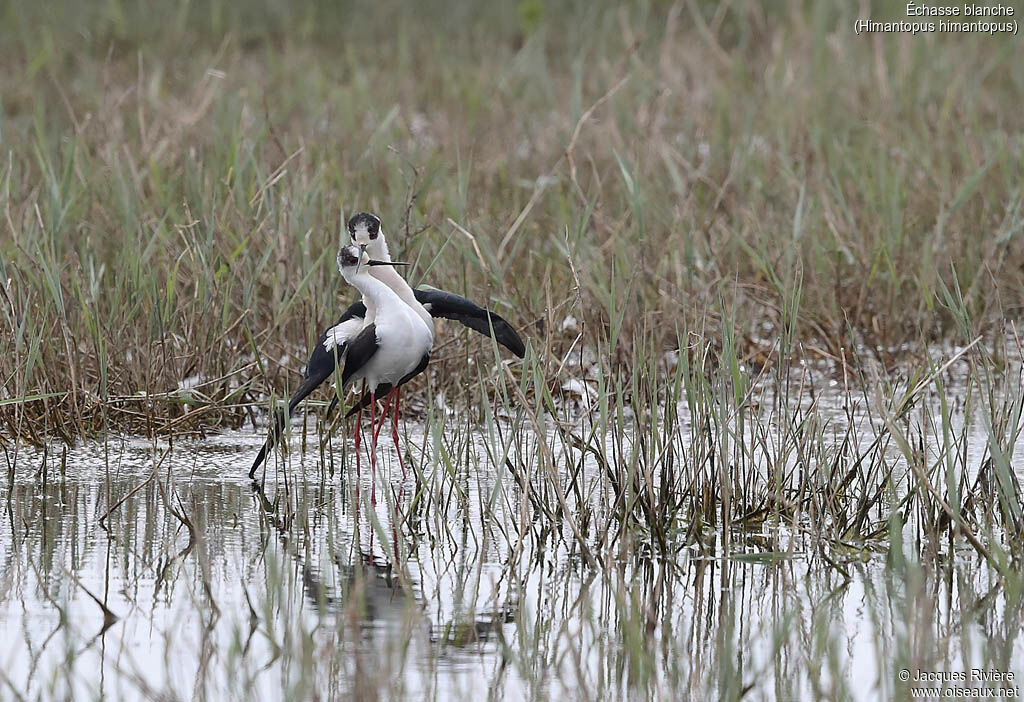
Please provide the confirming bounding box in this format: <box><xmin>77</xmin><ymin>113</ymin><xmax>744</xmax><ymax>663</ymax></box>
<box><xmin>369</xmin><ymin>265</ymin><xmax>434</xmax><ymax>333</ymax></box>
<box><xmin>348</xmin><ymin>270</ymin><xmax>434</xmax><ymax>347</ymax></box>
<box><xmin>346</xmin><ymin>270</ymin><xmax>400</xmax><ymax>313</ymax></box>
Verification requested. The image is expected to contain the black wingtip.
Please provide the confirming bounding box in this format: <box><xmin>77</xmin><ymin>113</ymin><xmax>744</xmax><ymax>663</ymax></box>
<box><xmin>344</xmin><ymin>392</ymin><xmax>373</xmax><ymax>418</ymax></box>
<box><xmin>497</xmin><ymin>323</ymin><xmax>526</xmax><ymax>358</ymax></box>
<box><xmin>248</xmin><ymin>407</ymin><xmax>288</xmax><ymax>479</ymax></box>
<box><xmin>485</xmin><ymin>313</ymin><xmax>526</xmax><ymax>358</ymax></box>
<box><xmin>248</xmin><ymin>444</ymin><xmax>269</xmax><ymax>479</ymax></box>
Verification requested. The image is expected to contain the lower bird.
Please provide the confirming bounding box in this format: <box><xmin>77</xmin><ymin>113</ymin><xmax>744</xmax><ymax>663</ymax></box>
<box><xmin>249</xmin><ymin>246</ymin><xmax>432</xmax><ymax>497</ymax></box>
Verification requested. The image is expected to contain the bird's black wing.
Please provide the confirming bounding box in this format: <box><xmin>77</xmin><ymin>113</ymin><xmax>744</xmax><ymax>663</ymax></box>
<box><xmin>302</xmin><ymin>298</ymin><xmax>367</xmax><ymax>387</ymax></box>
<box><xmin>248</xmin><ymin>299</ymin><xmax>367</xmax><ymax>478</ymax></box>
<box><xmin>413</xmin><ymin>288</ymin><xmax>525</xmax><ymax>358</ymax></box>
<box><xmin>341</xmin><ymin>323</ymin><xmax>379</xmax><ymax>386</ymax></box>
<box><xmin>289</xmin><ymin>297</ymin><xmax>367</xmax><ymax>396</ymax></box>
<box><xmin>344</xmin><ymin>352</ymin><xmax>430</xmax><ymax>418</ymax></box>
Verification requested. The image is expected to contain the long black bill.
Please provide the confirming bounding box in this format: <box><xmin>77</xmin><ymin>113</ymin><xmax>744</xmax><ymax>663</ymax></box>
<box><xmin>366</xmin><ymin>259</ymin><xmax>410</xmax><ymax>266</ymax></box>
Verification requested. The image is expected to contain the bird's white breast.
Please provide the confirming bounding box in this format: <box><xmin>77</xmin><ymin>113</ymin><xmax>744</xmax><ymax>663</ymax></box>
<box><xmin>365</xmin><ymin>307</ymin><xmax>432</xmax><ymax>387</ymax></box>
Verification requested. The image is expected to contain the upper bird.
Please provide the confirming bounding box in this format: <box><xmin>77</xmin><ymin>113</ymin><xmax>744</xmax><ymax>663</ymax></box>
<box><xmin>346</xmin><ymin>212</ymin><xmax>524</xmax><ymax>358</ymax></box>
<box><xmin>248</xmin><ymin>212</ymin><xmax>525</xmax><ymax>478</ymax></box>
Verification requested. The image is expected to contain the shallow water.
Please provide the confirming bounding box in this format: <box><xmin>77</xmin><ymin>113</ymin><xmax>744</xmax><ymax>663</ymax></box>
<box><xmin>2</xmin><ymin>399</ymin><xmax>1023</xmax><ymax>700</ymax></box>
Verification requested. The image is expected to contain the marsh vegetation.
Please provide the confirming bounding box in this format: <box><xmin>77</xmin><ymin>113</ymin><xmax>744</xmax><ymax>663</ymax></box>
<box><xmin>2</xmin><ymin>1</ymin><xmax>1023</xmax><ymax>699</ymax></box>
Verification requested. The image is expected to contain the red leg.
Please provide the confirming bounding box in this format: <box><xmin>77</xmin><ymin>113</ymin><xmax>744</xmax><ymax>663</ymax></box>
<box><xmin>391</xmin><ymin>386</ymin><xmax>404</xmax><ymax>478</ymax></box>
<box><xmin>373</xmin><ymin>389</ymin><xmax>394</xmax><ymax>446</ymax></box>
<box><xmin>354</xmin><ymin>380</ymin><xmax>365</xmax><ymax>483</ymax></box>
<box><xmin>392</xmin><ymin>518</ymin><xmax>400</xmax><ymax>562</ymax></box>
<box><xmin>369</xmin><ymin>389</ymin><xmax>377</xmax><ymax>505</ymax></box>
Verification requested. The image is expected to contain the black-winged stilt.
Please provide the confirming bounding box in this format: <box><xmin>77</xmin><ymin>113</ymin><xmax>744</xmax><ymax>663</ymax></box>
<box><xmin>249</xmin><ymin>246</ymin><xmax>432</xmax><ymax>493</ymax></box>
<box><xmin>248</xmin><ymin>212</ymin><xmax>525</xmax><ymax>478</ymax></box>
<box><xmin>330</xmin><ymin>212</ymin><xmax>524</xmax><ymax>417</ymax></box>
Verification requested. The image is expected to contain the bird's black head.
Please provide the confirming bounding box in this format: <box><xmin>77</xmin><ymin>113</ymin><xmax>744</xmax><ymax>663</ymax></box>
<box><xmin>347</xmin><ymin>212</ymin><xmax>381</xmax><ymax>241</ymax></box>
<box><xmin>337</xmin><ymin>244</ymin><xmax>361</xmax><ymax>270</ymax></box>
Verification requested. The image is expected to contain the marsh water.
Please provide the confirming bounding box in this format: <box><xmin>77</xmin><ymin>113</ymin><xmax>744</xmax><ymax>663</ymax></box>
<box><xmin>2</xmin><ymin>392</ymin><xmax>1023</xmax><ymax>700</ymax></box>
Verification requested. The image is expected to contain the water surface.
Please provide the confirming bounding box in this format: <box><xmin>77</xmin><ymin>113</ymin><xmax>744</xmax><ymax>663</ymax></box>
<box><xmin>2</xmin><ymin>402</ymin><xmax>1022</xmax><ymax>700</ymax></box>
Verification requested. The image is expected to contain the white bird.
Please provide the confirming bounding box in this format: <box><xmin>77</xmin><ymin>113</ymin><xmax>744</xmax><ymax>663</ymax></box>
<box><xmin>249</xmin><ymin>246</ymin><xmax>432</xmax><ymax>496</ymax></box>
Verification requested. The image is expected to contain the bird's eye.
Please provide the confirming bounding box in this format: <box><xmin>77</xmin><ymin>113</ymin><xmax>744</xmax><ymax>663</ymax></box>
<box><xmin>369</xmin><ymin>230</ymin><xmax>378</xmax><ymax>239</ymax></box>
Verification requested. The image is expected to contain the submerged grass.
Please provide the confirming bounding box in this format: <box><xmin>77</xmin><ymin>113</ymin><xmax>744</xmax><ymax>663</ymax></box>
<box><xmin>3</xmin><ymin>327</ymin><xmax>1023</xmax><ymax>698</ymax></box>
